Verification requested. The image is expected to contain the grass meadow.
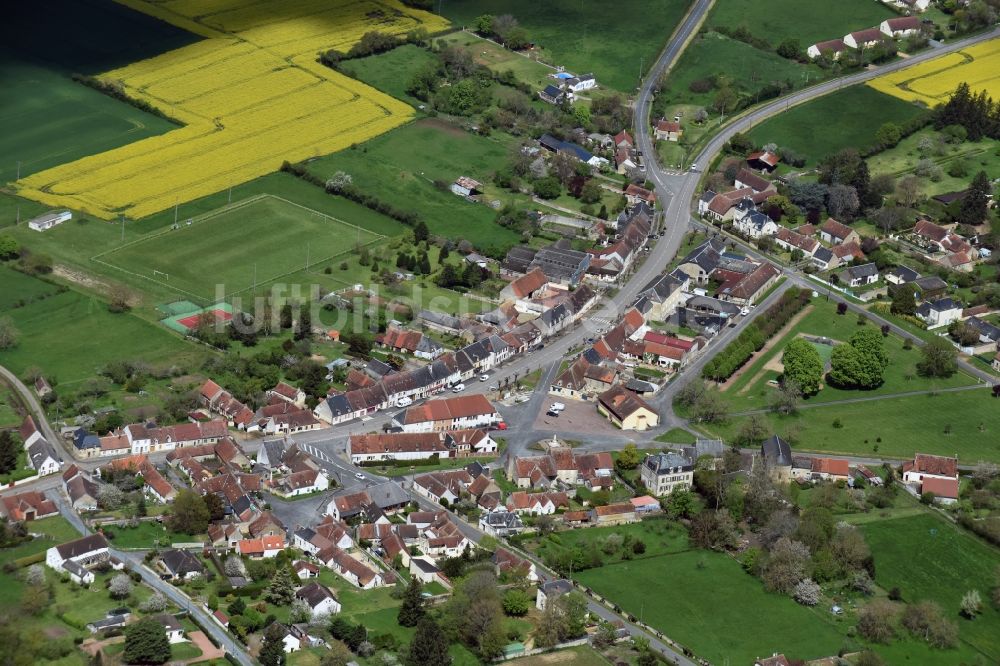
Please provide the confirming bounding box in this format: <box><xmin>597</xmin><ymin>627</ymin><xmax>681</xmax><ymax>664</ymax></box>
<box><xmin>686</xmin><ymin>300</ymin><xmax>1000</xmax><ymax>460</ymax></box>
<box><xmin>748</xmin><ymin>86</ymin><xmax>926</xmax><ymax>167</ymax></box>
<box><xmin>660</xmin><ymin>32</ymin><xmax>820</xmax><ymax>109</ymax></box>
<box><xmin>861</xmin><ymin>513</ymin><xmax>1000</xmax><ymax>662</ymax></box>
<box><xmin>720</xmin><ymin>302</ymin><xmax>978</xmax><ymax>410</ymax></box>
<box><xmin>439</xmin><ymin>0</ymin><xmax>693</xmax><ymax>92</ymax></box>
<box><xmin>551</xmin><ymin>520</ymin><xmax>851</xmax><ymax>663</ymax></box>
<box><xmin>0</xmin><ymin>285</ymin><xmax>207</xmax><ymax>384</ymax></box>
<box><xmin>867</xmin><ymin>130</ymin><xmax>1000</xmax><ymax>196</ymax></box>
<box><xmin>307</xmin><ymin>120</ymin><xmax>522</xmax><ymax>254</ymax></box>
<box><xmin>339</xmin><ymin>44</ymin><xmax>441</xmax><ymax>105</ymax></box>
<box><xmin>705</xmin><ymin>0</ymin><xmax>895</xmax><ymax>46</ymax></box>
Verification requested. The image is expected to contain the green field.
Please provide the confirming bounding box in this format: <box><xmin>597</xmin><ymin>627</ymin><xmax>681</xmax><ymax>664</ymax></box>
<box><xmin>510</xmin><ymin>646</ymin><xmax>610</xmax><ymax>666</ymax></box>
<box><xmin>660</xmin><ymin>32</ymin><xmax>820</xmax><ymax>109</ymax></box>
<box><xmin>0</xmin><ymin>285</ymin><xmax>207</xmax><ymax>384</ymax></box>
<box><xmin>720</xmin><ymin>302</ymin><xmax>978</xmax><ymax>410</ymax></box>
<box><xmin>0</xmin><ymin>0</ymin><xmax>198</xmax><ymax>183</ymax></box>
<box><xmin>861</xmin><ymin>513</ymin><xmax>1000</xmax><ymax>662</ymax></box>
<box><xmin>307</xmin><ymin>120</ymin><xmax>521</xmax><ymax>254</ymax></box>
<box><xmin>3</xmin><ymin>172</ymin><xmax>410</xmax><ymax>312</ymax></box>
<box><xmin>749</xmin><ymin>86</ymin><xmax>926</xmax><ymax>166</ymax></box>
<box><xmin>867</xmin><ymin>130</ymin><xmax>1000</xmax><ymax>196</ymax></box>
<box><xmin>436</xmin><ymin>32</ymin><xmax>564</xmax><ymax>93</ymax></box>
<box><xmin>339</xmin><ymin>44</ymin><xmax>440</xmax><ymax>105</ymax></box>
<box><xmin>439</xmin><ymin>0</ymin><xmax>693</xmax><ymax>92</ymax></box>
<box><xmin>704</xmin><ymin>388</ymin><xmax>1000</xmax><ymax>461</ymax></box>
<box><xmin>566</xmin><ymin>522</ymin><xmax>850</xmax><ymax>663</ymax></box>
<box><xmin>706</xmin><ymin>0</ymin><xmax>895</xmax><ymax>46</ymax></box>
<box><xmin>96</xmin><ymin>194</ymin><xmax>384</xmax><ymax>301</ymax></box>
<box><xmin>0</xmin><ymin>264</ymin><xmax>63</xmax><ymax>310</ymax></box>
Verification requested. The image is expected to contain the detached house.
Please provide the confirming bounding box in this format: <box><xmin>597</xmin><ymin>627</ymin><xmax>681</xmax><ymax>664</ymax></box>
<box><xmin>902</xmin><ymin>453</ymin><xmax>959</xmax><ymax>503</ymax></box>
<box><xmin>837</xmin><ymin>263</ymin><xmax>879</xmax><ymax>288</ymax></box>
<box><xmin>46</xmin><ymin>533</ymin><xmax>110</xmax><ymax>585</ymax></box>
<box><xmin>807</xmin><ymin>38</ymin><xmax>848</xmax><ymax>60</ymax></box>
<box><xmin>844</xmin><ymin>28</ymin><xmax>885</xmax><ymax>49</ymax></box>
<box><xmin>654</xmin><ymin>118</ymin><xmax>682</xmax><ymax>142</ymax></box>
<box><xmin>640</xmin><ymin>453</ymin><xmax>694</xmax><ymax>497</ymax></box>
<box><xmin>597</xmin><ymin>386</ymin><xmax>659</xmax><ymax>431</ymax></box>
<box><xmin>819</xmin><ymin>218</ymin><xmax>859</xmax><ymax>246</ymax></box>
<box><xmin>296</xmin><ymin>582</ymin><xmax>341</xmax><ymax>616</ymax></box>
<box><xmin>916</xmin><ymin>297</ymin><xmax>963</xmax><ymax>328</ymax></box>
<box><xmin>1</xmin><ymin>490</ymin><xmax>58</xmax><ymax>522</ymax></box>
<box><xmin>880</xmin><ymin>16</ymin><xmax>922</xmax><ymax>38</ymax></box>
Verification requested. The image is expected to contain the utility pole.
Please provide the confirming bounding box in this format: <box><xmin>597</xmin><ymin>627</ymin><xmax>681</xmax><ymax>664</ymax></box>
<box><xmin>174</xmin><ymin>201</ymin><xmax>179</xmax><ymax>226</ymax></box>
<box><xmin>306</xmin><ymin>241</ymin><xmax>310</xmax><ymax>270</ymax></box>
<box><xmin>121</xmin><ymin>215</ymin><xmax>125</xmax><ymax>242</ymax></box>
<box><xmin>16</xmin><ymin>161</ymin><xmax>20</xmax><ymax>180</ymax></box>
<box><xmin>228</xmin><ymin>186</ymin><xmax>232</xmax><ymax>204</ymax></box>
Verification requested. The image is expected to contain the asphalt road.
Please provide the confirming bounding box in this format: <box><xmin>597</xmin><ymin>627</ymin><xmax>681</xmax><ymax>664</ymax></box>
<box><xmin>1</xmin><ymin>364</ymin><xmax>66</xmax><ymax>456</ymax></box>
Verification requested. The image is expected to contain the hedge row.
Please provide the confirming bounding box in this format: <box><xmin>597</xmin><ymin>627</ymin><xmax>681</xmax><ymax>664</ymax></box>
<box><xmin>71</xmin><ymin>74</ymin><xmax>182</xmax><ymax>125</ymax></box>
<box><xmin>702</xmin><ymin>288</ymin><xmax>809</xmax><ymax>382</ymax></box>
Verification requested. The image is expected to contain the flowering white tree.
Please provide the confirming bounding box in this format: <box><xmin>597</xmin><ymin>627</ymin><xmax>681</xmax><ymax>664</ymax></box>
<box><xmin>793</xmin><ymin>578</ymin><xmax>821</xmax><ymax>606</ymax></box>
<box><xmin>109</xmin><ymin>573</ymin><xmax>134</xmax><ymax>599</ymax></box>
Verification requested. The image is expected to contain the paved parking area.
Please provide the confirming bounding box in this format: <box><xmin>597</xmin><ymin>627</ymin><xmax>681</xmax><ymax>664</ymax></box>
<box><xmin>531</xmin><ymin>397</ymin><xmax>621</xmax><ymax>437</ymax></box>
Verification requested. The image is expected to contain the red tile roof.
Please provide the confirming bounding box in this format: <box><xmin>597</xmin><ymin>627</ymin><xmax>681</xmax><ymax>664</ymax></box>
<box><xmin>811</xmin><ymin>458</ymin><xmax>850</xmax><ymax>477</ymax></box>
<box><xmin>921</xmin><ymin>476</ymin><xmax>959</xmax><ymax>499</ymax></box>
<box><xmin>506</xmin><ymin>268</ymin><xmax>548</xmax><ymax>298</ymax></box>
<box><xmin>402</xmin><ymin>394</ymin><xmax>497</xmax><ymax>425</ymax></box>
<box><xmin>905</xmin><ymin>453</ymin><xmax>958</xmax><ymax>477</ymax></box>
<box><xmin>821</xmin><ymin>217</ymin><xmax>854</xmax><ymax>241</ymax></box>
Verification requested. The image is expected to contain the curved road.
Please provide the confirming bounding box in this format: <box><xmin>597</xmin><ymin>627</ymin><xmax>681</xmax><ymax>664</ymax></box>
<box><xmin>0</xmin><ymin>364</ymin><xmax>63</xmax><ymax>452</ymax></box>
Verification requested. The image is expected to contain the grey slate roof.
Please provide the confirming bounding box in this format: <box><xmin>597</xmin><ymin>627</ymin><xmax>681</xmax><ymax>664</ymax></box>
<box><xmin>889</xmin><ymin>265</ymin><xmax>920</xmax><ymax>283</ymax></box>
<box><xmin>643</xmin><ymin>452</ymin><xmax>693</xmax><ymax>474</ymax></box>
<box><xmin>762</xmin><ymin>435</ymin><xmax>792</xmax><ymax>467</ymax></box>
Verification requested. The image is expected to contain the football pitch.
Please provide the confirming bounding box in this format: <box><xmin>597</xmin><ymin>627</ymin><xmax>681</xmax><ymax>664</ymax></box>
<box><xmin>93</xmin><ymin>194</ymin><xmax>383</xmax><ymax>301</ymax></box>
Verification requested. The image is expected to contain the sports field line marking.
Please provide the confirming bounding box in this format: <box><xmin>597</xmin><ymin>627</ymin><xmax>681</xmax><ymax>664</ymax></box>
<box><xmin>221</xmin><ymin>237</ymin><xmax>384</xmax><ymax>301</ymax></box>
<box><xmin>90</xmin><ymin>194</ymin><xmax>270</xmax><ymax>262</ymax></box>
<box><xmin>89</xmin><ymin>193</ymin><xmax>387</xmax><ymax>301</ymax></box>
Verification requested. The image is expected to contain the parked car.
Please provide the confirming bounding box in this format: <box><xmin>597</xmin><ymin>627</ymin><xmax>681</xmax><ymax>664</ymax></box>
<box><xmin>395</xmin><ymin>396</ymin><xmax>413</xmax><ymax>407</ymax></box>
<box><xmin>546</xmin><ymin>410</ymin><xmax>560</xmax><ymax>417</ymax></box>
<box><xmin>452</xmin><ymin>383</ymin><xmax>466</xmax><ymax>392</ymax></box>
<box><xmin>479</xmin><ymin>373</ymin><xmax>490</xmax><ymax>382</ymax></box>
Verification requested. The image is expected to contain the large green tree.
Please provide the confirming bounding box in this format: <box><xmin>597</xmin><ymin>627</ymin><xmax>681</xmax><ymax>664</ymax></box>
<box><xmin>123</xmin><ymin>617</ymin><xmax>171</xmax><ymax>665</ymax></box>
<box><xmin>829</xmin><ymin>328</ymin><xmax>888</xmax><ymax>389</ymax></box>
<box><xmin>266</xmin><ymin>567</ymin><xmax>296</xmax><ymax>606</ymax></box>
<box><xmin>917</xmin><ymin>337</ymin><xmax>958</xmax><ymax>378</ymax></box>
<box><xmin>0</xmin><ymin>431</ymin><xmax>18</xmax><ymax>475</ymax></box>
<box><xmin>259</xmin><ymin>623</ymin><xmax>287</xmax><ymax>666</ymax></box>
<box><xmin>397</xmin><ymin>576</ymin><xmax>425</xmax><ymax>627</ymax></box>
<box><xmin>169</xmin><ymin>489</ymin><xmax>209</xmax><ymax>535</ymax></box>
<box><xmin>782</xmin><ymin>338</ymin><xmax>824</xmax><ymax>394</ymax></box>
<box><xmin>955</xmin><ymin>170</ymin><xmax>990</xmax><ymax>226</ymax></box>
<box><xmin>404</xmin><ymin>617</ymin><xmax>451</xmax><ymax>666</ymax></box>
<box><xmin>890</xmin><ymin>285</ymin><xmax>916</xmax><ymax>316</ymax></box>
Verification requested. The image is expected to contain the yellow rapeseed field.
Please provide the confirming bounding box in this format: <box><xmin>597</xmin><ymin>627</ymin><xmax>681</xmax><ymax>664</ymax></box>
<box><xmin>867</xmin><ymin>38</ymin><xmax>1000</xmax><ymax>106</ymax></box>
<box><xmin>16</xmin><ymin>0</ymin><xmax>450</xmax><ymax>220</ymax></box>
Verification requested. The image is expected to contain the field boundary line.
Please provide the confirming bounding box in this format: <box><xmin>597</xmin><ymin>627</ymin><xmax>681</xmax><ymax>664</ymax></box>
<box><xmin>221</xmin><ymin>237</ymin><xmax>385</xmax><ymax>300</ymax></box>
<box><xmin>89</xmin><ymin>194</ymin><xmax>270</xmax><ymax>262</ymax></box>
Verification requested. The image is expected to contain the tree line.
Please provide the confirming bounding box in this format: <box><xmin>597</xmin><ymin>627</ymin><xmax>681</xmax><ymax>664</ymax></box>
<box><xmin>702</xmin><ymin>287</ymin><xmax>811</xmax><ymax>382</ymax></box>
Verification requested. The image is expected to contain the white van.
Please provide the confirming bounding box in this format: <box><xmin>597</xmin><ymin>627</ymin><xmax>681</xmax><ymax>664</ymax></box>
<box><xmin>549</xmin><ymin>402</ymin><xmax>566</xmax><ymax>412</ymax></box>
<box><xmin>395</xmin><ymin>397</ymin><xmax>413</xmax><ymax>408</ymax></box>
<box><xmin>452</xmin><ymin>383</ymin><xmax>466</xmax><ymax>393</ymax></box>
